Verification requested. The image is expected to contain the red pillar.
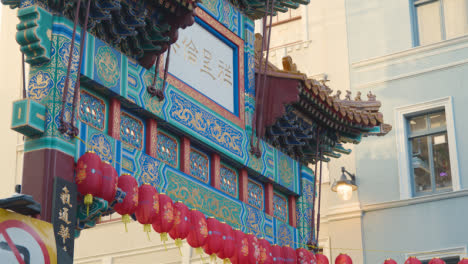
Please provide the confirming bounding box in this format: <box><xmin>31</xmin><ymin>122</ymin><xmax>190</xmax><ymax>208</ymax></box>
<box><xmin>288</xmin><ymin>196</ymin><xmax>297</xmax><ymax>228</ymax></box>
<box><xmin>108</xmin><ymin>98</ymin><xmax>121</xmax><ymax>140</ymax></box>
<box><xmin>210</xmin><ymin>153</ymin><xmax>221</xmax><ymax>190</ymax></box>
<box><xmin>238</xmin><ymin>168</ymin><xmax>248</xmax><ymax>203</ymax></box>
<box><xmin>180</xmin><ymin>136</ymin><xmax>191</xmax><ymax>174</ymax></box>
<box><xmin>265</xmin><ymin>182</ymin><xmax>274</xmax><ymax>216</ymax></box>
<box><xmin>146</xmin><ymin>119</ymin><xmax>158</xmax><ymax>158</ymax></box>
<box><xmin>22</xmin><ymin>150</ymin><xmax>74</xmax><ymax>222</ymax></box>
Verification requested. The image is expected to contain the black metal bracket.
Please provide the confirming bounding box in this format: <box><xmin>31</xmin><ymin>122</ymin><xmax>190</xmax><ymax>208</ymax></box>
<box><xmin>0</xmin><ymin>194</ymin><xmax>41</xmax><ymax>217</ymax></box>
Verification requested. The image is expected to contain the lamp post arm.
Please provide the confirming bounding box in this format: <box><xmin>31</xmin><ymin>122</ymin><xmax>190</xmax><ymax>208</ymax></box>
<box><xmin>341</xmin><ymin>167</ymin><xmax>356</xmax><ymax>182</ymax></box>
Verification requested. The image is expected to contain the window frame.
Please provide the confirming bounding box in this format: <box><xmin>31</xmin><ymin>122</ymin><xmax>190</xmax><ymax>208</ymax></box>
<box><xmin>407</xmin><ymin>111</ymin><xmax>451</xmax><ymax>196</ymax></box>
<box><xmin>406</xmin><ymin>246</ymin><xmax>467</xmax><ymax>263</ymax></box>
<box><xmin>395</xmin><ymin>97</ymin><xmax>460</xmax><ymax>199</ymax></box>
<box><xmin>411</xmin><ymin>0</ymin><xmax>467</xmax><ymax>46</ymax></box>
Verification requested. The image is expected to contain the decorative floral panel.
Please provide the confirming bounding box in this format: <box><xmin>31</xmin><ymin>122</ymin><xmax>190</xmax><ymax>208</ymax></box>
<box><xmin>120</xmin><ymin>112</ymin><xmax>144</xmax><ymax>150</ymax></box>
<box><xmin>220</xmin><ymin>164</ymin><xmax>238</xmax><ymax>197</ymax></box>
<box><xmin>79</xmin><ymin>90</ymin><xmax>105</xmax><ymax>131</ymax></box>
<box><xmin>247</xmin><ymin>179</ymin><xmax>264</xmax><ymax>210</ymax></box>
<box><xmin>157</xmin><ymin>131</ymin><xmax>178</xmax><ymax>167</ymax></box>
<box><xmin>273</xmin><ymin>192</ymin><xmax>288</xmax><ymax>223</ymax></box>
<box><xmin>189</xmin><ymin>148</ymin><xmax>209</xmax><ymax>183</ymax></box>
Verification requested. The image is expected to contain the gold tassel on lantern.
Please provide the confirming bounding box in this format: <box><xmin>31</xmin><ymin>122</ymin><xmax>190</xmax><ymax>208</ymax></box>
<box><xmin>210</xmin><ymin>253</ymin><xmax>217</xmax><ymax>263</ymax></box>
<box><xmin>195</xmin><ymin>247</ymin><xmax>205</xmax><ymax>263</ymax></box>
<box><xmin>144</xmin><ymin>224</ymin><xmax>151</xmax><ymax>241</ymax></box>
<box><xmin>160</xmin><ymin>232</ymin><xmax>169</xmax><ymax>251</ymax></box>
<box><xmin>84</xmin><ymin>194</ymin><xmax>93</xmax><ymax>216</ymax></box>
<box><xmin>122</xmin><ymin>214</ymin><xmax>132</xmax><ymax>232</ymax></box>
<box><xmin>175</xmin><ymin>238</ymin><xmax>183</xmax><ymax>256</ymax></box>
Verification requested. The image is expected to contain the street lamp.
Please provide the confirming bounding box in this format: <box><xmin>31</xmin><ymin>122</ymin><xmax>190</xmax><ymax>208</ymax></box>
<box><xmin>331</xmin><ymin>167</ymin><xmax>358</xmax><ymax>201</ymax></box>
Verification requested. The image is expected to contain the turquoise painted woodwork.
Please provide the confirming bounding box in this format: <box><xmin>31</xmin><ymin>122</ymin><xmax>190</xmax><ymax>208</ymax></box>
<box><xmin>120</xmin><ymin>111</ymin><xmax>144</xmax><ymax>151</ymax></box>
<box><xmin>296</xmin><ymin>167</ymin><xmax>315</xmax><ymax>247</ymax></box>
<box><xmin>247</xmin><ymin>179</ymin><xmax>264</xmax><ymax>210</ymax></box>
<box><xmin>273</xmin><ymin>192</ymin><xmax>288</xmax><ymax>223</ymax></box>
<box><xmin>16</xmin><ymin>3</ymin><xmax>302</xmax><ymax>196</ymax></box>
<box><xmin>157</xmin><ymin>130</ymin><xmax>178</xmax><ymax>168</ymax></box>
<box><xmin>75</xmin><ymin>124</ymin><xmax>299</xmax><ymax>245</ymax></box>
<box><xmin>46</xmin><ymin>16</ymin><xmax>301</xmax><ymax>193</ymax></box>
<box><xmin>16</xmin><ymin>5</ymin><xmax>53</xmax><ymax>65</ymax></box>
<box><xmin>79</xmin><ymin>90</ymin><xmax>106</xmax><ymax>132</ymax></box>
<box><xmin>11</xmin><ymin>99</ymin><xmax>46</xmax><ymax>137</ymax></box>
<box><xmin>189</xmin><ymin>148</ymin><xmax>210</xmax><ymax>183</ymax></box>
<box><xmin>7</xmin><ymin>0</ymin><xmax>306</xmax><ymax>249</ymax></box>
<box><xmin>220</xmin><ymin>164</ymin><xmax>238</xmax><ymax>198</ymax></box>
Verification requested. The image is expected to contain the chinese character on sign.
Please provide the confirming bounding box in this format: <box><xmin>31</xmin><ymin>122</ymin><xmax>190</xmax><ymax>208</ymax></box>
<box><xmin>201</xmin><ymin>49</ymin><xmax>215</xmax><ymax>80</ymax></box>
<box><xmin>59</xmin><ymin>207</ymin><xmax>71</xmax><ymax>224</ymax></box>
<box><xmin>217</xmin><ymin>60</ymin><xmax>233</xmax><ymax>86</ymax></box>
<box><xmin>181</xmin><ymin>37</ymin><xmax>199</xmax><ymax>64</ymax></box>
<box><xmin>58</xmin><ymin>225</ymin><xmax>70</xmax><ymax>244</ymax></box>
<box><xmin>60</xmin><ymin>186</ymin><xmax>72</xmax><ymax>207</ymax></box>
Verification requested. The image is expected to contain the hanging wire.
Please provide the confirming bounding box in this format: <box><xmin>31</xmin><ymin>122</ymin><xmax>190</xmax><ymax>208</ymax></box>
<box><xmin>70</xmin><ymin>0</ymin><xmax>92</xmax><ymax>137</ymax></box>
<box><xmin>249</xmin><ymin>0</ymin><xmax>271</xmax><ymax>157</ymax></box>
<box><xmin>309</xmin><ymin>127</ymin><xmax>320</xmax><ymax>251</ymax></box>
<box><xmin>256</xmin><ymin>0</ymin><xmax>276</xmax><ymax>151</ymax></box>
<box><xmin>59</xmin><ymin>0</ymin><xmax>82</xmax><ymax>135</ymax></box>
<box><xmin>315</xmin><ymin>148</ymin><xmax>324</xmax><ymax>244</ymax></box>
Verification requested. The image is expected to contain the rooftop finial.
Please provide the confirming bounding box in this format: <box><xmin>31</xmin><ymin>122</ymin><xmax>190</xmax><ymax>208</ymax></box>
<box><xmin>355</xmin><ymin>91</ymin><xmax>362</xmax><ymax>101</ymax></box>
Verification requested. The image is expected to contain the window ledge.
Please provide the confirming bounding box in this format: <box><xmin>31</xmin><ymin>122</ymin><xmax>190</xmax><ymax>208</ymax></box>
<box><xmin>350</xmin><ymin>34</ymin><xmax>468</xmax><ymax>89</ymax></box>
<box><xmin>362</xmin><ymin>189</ymin><xmax>468</xmax><ymax>212</ymax></box>
<box><xmin>352</xmin><ymin>34</ymin><xmax>468</xmax><ymax>69</ymax></box>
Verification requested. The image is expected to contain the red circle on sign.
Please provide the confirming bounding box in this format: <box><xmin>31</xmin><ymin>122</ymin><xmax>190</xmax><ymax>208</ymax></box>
<box><xmin>0</xmin><ymin>219</ymin><xmax>51</xmax><ymax>264</ymax></box>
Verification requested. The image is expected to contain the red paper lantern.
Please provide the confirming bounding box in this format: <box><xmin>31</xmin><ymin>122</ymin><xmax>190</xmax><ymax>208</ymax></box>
<box><xmin>217</xmin><ymin>222</ymin><xmax>236</xmax><ymax>262</ymax></box>
<box><xmin>169</xmin><ymin>201</ymin><xmax>191</xmax><ymax>252</ymax></box>
<box><xmin>405</xmin><ymin>257</ymin><xmax>422</xmax><ymax>264</ymax></box>
<box><xmin>383</xmin><ymin>259</ymin><xmax>397</xmax><ymax>264</ymax></box>
<box><xmin>99</xmin><ymin>161</ymin><xmax>118</xmax><ymax>203</ymax></box>
<box><xmin>75</xmin><ymin>151</ymin><xmax>102</xmax><ymax>215</ymax></box>
<box><xmin>247</xmin><ymin>234</ymin><xmax>261</xmax><ymax>264</ymax></box>
<box><xmin>152</xmin><ymin>193</ymin><xmax>174</xmax><ymax>245</ymax></box>
<box><xmin>230</xmin><ymin>229</ymin><xmax>249</xmax><ymax>264</ymax></box>
<box><xmin>316</xmin><ymin>253</ymin><xmax>330</xmax><ymax>264</ymax></box>
<box><xmin>296</xmin><ymin>248</ymin><xmax>311</xmax><ymax>264</ymax></box>
<box><xmin>310</xmin><ymin>252</ymin><xmax>318</xmax><ymax>264</ymax></box>
<box><xmin>203</xmin><ymin>217</ymin><xmax>223</xmax><ymax>262</ymax></box>
<box><xmin>114</xmin><ymin>174</ymin><xmax>138</xmax><ymax>231</ymax></box>
<box><xmin>283</xmin><ymin>246</ymin><xmax>297</xmax><ymax>264</ymax></box>
<box><xmin>335</xmin><ymin>254</ymin><xmax>353</xmax><ymax>264</ymax></box>
<box><xmin>259</xmin><ymin>238</ymin><xmax>273</xmax><ymax>264</ymax></box>
<box><xmin>272</xmin><ymin>244</ymin><xmax>285</xmax><ymax>264</ymax></box>
<box><xmin>135</xmin><ymin>184</ymin><xmax>158</xmax><ymax>238</ymax></box>
<box><xmin>187</xmin><ymin>209</ymin><xmax>208</xmax><ymax>256</ymax></box>
<box><xmin>459</xmin><ymin>258</ymin><xmax>468</xmax><ymax>264</ymax></box>
<box><xmin>429</xmin><ymin>258</ymin><xmax>446</xmax><ymax>264</ymax></box>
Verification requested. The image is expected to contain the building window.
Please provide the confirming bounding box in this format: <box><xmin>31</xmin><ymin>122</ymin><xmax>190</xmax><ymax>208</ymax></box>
<box><xmin>413</xmin><ymin>0</ymin><xmax>468</xmax><ymax>46</ymax></box>
<box><xmin>408</xmin><ymin>111</ymin><xmax>452</xmax><ymax>195</ymax></box>
<box><xmin>421</xmin><ymin>257</ymin><xmax>460</xmax><ymax>264</ymax></box>
<box><xmin>395</xmin><ymin>97</ymin><xmax>460</xmax><ymax>199</ymax></box>
<box><xmin>408</xmin><ymin>246</ymin><xmax>466</xmax><ymax>264</ymax></box>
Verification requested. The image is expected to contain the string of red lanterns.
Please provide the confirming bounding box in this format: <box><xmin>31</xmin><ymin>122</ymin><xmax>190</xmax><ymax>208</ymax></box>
<box><xmin>74</xmin><ymin>153</ymin><xmax>467</xmax><ymax>264</ymax></box>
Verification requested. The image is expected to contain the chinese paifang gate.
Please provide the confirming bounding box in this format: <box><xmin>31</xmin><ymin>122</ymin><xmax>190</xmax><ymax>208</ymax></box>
<box><xmin>5</xmin><ymin>0</ymin><xmax>391</xmax><ymax>263</ymax></box>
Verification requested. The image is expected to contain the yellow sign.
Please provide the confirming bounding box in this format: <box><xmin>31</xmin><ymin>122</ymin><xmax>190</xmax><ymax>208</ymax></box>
<box><xmin>0</xmin><ymin>208</ymin><xmax>57</xmax><ymax>264</ymax></box>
